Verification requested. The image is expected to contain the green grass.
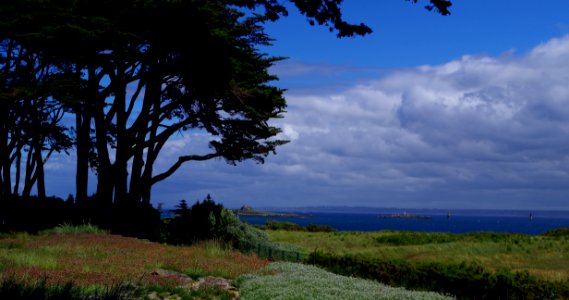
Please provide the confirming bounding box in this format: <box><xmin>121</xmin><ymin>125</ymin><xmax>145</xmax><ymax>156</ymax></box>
<box><xmin>40</xmin><ymin>223</ymin><xmax>109</xmax><ymax>235</ymax></box>
<box><xmin>5</xmin><ymin>224</ymin><xmax>516</xmax><ymax>300</ymax></box>
<box><xmin>238</xmin><ymin>262</ymin><xmax>452</xmax><ymax>300</ymax></box>
<box><xmin>267</xmin><ymin>230</ymin><xmax>569</xmax><ymax>281</ymax></box>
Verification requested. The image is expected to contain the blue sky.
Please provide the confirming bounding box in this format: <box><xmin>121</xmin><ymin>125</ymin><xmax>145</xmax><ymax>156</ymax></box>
<box><xmin>45</xmin><ymin>1</ymin><xmax>569</xmax><ymax>210</ymax></box>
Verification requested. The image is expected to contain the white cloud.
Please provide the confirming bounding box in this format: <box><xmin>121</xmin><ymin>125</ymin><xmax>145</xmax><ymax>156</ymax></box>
<box><xmin>249</xmin><ymin>34</ymin><xmax>569</xmax><ymax>209</ymax></box>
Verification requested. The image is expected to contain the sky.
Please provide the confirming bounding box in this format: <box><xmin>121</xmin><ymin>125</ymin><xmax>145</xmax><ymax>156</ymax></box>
<box><xmin>45</xmin><ymin>0</ymin><xmax>569</xmax><ymax>210</ymax></box>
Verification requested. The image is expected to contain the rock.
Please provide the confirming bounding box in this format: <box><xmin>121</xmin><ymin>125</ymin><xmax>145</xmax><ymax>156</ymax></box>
<box><xmin>149</xmin><ymin>269</ymin><xmax>193</xmax><ymax>286</ymax></box>
<box><xmin>148</xmin><ymin>270</ymin><xmax>239</xmax><ymax>299</ymax></box>
<box><xmin>193</xmin><ymin>276</ymin><xmax>234</xmax><ymax>290</ymax></box>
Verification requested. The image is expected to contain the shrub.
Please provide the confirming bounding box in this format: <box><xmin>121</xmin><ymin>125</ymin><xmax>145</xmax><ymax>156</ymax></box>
<box><xmin>263</xmin><ymin>220</ymin><xmax>336</xmax><ymax>232</ymax></box>
<box><xmin>0</xmin><ymin>195</ymin><xmax>162</xmax><ymax>240</ymax></box>
<box><xmin>264</xmin><ymin>220</ymin><xmax>304</xmax><ymax>231</ymax></box>
<box><xmin>307</xmin><ymin>252</ymin><xmax>569</xmax><ymax>300</ymax></box>
<box><xmin>0</xmin><ymin>196</ymin><xmax>74</xmax><ymax>233</ymax></box>
<box><xmin>166</xmin><ymin>195</ymin><xmax>274</xmax><ymax>251</ymax></box>
<box><xmin>542</xmin><ymin>227</ymin><xmax>569</xmax><ymax>237</ymax></box>
<box><xmin>306</xmin><ymin>224</ymin><xmax>336</xmax><ymax>232</ymax></box>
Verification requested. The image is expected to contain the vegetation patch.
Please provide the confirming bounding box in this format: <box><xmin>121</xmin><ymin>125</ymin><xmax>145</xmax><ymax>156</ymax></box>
<box><xmin>375</xmin><ymin>231</ymin><xmax>532</xmax><ymax>246</ymax></box>
<box><xmin>0</xmin><ymin>230</ymin><xmax>268</xmax><ymax>287</ymax></box>
<box><xmin>308</xmin><ymin>252</ymin><xmax>569</xmax><ymax>300</ymax></box>
<box><xmin>0</xmin><ymin>277</ymin><xmax>136</xmax><ymax>300</ymax></box>
<box><xmin>40</xmin><ymin>223</ymin><xmax>109</xmax><ymax>236</ymax></box>
<box><xmin>542</xmin><ymin>227</ymin><xmax>569</xmax><ymax>237</ymax></box>
<box><xmin>268</xmin><ymin>230</ymin><xmax>569</xmax><ymax>281</ymax></box>
<box><xmin>264</xmin><ymin>220</ymin><xmax>336</xmax><ymax>232</ymax></box>
<box><xmin>237</xmin><ymin>262</ymin><xmax>452</xmax><ymax>300</ymax></box>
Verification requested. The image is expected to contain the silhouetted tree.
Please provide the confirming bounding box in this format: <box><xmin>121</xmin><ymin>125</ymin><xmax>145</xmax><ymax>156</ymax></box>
<box><xmin>168</xmin><ymin>194</ymin><xmax>229</xmax><ymax>244</ymax></box>
<box><xmin>0</xmin><ymin>39</ymin><xmax>71</xmax><ymax>199</ymax></box>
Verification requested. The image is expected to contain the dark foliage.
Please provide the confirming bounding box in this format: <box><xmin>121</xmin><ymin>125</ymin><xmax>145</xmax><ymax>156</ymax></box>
<box><xmin>0</xmin><ymin>195</ymin><xmax>161</xmax><ymax>240</ymax></box>
<box><xmin>308</xmin><ymin>252</ymin><xmax>569</xmax><ymax>300</ymax></box>
<box><xmin>264</xmin><ymin>220</ymin><xmax>304</xmax><ymax>231</ymax></box>
<box><xmin>167</xmin><ymin>194</ymin><xmax>229</xmax><ymax>244</ymax></box>
<box><xmin>305</xmin><ymin>224</ymin><xmax>336</xmax><ymax>232</ymax></box>
<box><xmin>0</xmin><ymin>196</ymin><xmax>74</xmax><ymax>233</ymax></box>
<box><xmin>542</xmin><ymin>227</ymin><xmax>569</xmax><ymax>237</ymax></box>
<box><xmin>407</xmin><ymin>0</ymin><xmax>452</xmax><ymax>16</ymax></box>
<box><xmin>264</xmin><ymin>220</ymin><xmax>336</xmax><ymax>232</ymax></box>
<box><xmin>165</xmin><ymin>195</ymin><xmax>275</xmax><ymax>250</ymax></box>
<box><xmin>0</xmin><ymin>277</ymin><xmax>135</xmax><ymax>299</ymax></box>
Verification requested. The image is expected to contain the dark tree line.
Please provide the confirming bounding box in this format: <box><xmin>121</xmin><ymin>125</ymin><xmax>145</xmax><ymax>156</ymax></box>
<box><xmin>0</xmin><ymin>39</ymin><xmax>71</xmax><ymax>200</ymax></box>
<box><xmin>0</xmin><ymin>0</ymin><xmax>451</xmax><ymax>209</ymax></box>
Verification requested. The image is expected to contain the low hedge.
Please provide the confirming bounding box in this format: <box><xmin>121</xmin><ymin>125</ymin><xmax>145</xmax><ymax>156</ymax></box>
<box><xmin>307</xmin><ymin>252</ymin><xmax>569</xmax><ymax>299</ymax></box>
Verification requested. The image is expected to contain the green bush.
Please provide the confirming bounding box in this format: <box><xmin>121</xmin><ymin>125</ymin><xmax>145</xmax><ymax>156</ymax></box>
<box><xmin>306</xmin><ymin>224</ymin><xmax>336</xmax><ymax>232</ymax></box>
<box><xmin>224</xmin><ymin>211</ymin><xmax>273</xmax><ymax>249</ymax></box>
<box><xmin>166</xmin><ymin>195</ymin><xmax>275</xmax><ymax>252</ymax></box>
<box><xmin>264</xmin><ymin>220</ymin><xmax>304</xmax><ymax>231</ymax></box>
<box><xmin>264</xmin><ymin>220</ymin><xmax>336</xmax><ymax>232</ymax></box>
<box><xmin>542</xmin><ymin>227</ymin><xmax>569</xmax><ymax>237</ymax></box>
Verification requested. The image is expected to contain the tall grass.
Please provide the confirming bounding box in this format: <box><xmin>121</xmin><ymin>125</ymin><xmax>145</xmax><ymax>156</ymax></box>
<box><xmin>1</xmin><ymin>229</ymin><xmax>268</xmax><ymax>287</ymax></box>
<box><xmin>0</xmin><ymin>277</ymin><xmax>135</xmax><ymax>299</ymax></box>
<box><xmin>40</xmin><ymin>223</ymin><xmax>109</xmax><ymax>235</ymax></box>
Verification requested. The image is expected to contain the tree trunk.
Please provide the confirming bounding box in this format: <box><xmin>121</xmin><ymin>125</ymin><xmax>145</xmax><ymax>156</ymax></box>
<box><xmin>113</xmin><ymin>65</ymin><xmax>129</xmax><ymax>205</ymax></box>
<box><xmin>13</xmin><ymin>151</ymin><xmax>21</xmax><ymax>195</ymax></box>
<box><xmin>22</xmin><ymin>143</ymin><xmax>36</xmax><ymax>198</ymax></box>
<box><xmin>128</xmin><ymin>70</ymin><xmax>159</xmax><ymax>204</ymax></box>
<box><xmin>0</xmin><ymin>120</ymin><xmax>9</xmax><ymax>199</ymax></box>
<box><xmin>90</xmin><ymin>65</ymin><xmax>114</xmax><ymax>205</ymax></box>
<box><xmin>0</xmin><ymin>112</ymin><xmax>11</xmax><ymax>199</ymax></box>
<box><xmin>75</xmin><ymin>105</ymin><xmax>90</xmax><ymax>202</ymax></box>
<box><xmin>34</xmin><ymin>141</ymin><xmax>45</xmax><ymax>198</ymax></box>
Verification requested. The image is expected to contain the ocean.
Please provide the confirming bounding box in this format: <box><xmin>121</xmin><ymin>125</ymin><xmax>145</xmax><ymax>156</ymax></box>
<box><xmin>238</xmin><ymin>209</ymin><xmax>569</xmax><ymax>235</ymax></box>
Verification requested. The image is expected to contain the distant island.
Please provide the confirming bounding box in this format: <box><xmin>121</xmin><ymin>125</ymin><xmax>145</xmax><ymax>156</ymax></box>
<box><xmin>234</xmin><ymin>205</ymin><xmax>305</xmax><ymax>218</ymax></box>
<box><xmin>379</xmin><ymin>213</ymin><xmax>432</xmax><ymax>220</ymax></box>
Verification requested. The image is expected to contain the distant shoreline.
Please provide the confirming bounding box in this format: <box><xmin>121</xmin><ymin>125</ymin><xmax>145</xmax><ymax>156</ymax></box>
<box><xmin>379</xmin><ymin>213</ymin><xmax>432</xmax><ymax>220</ymax></box>
<box><xmin>233</xmin><ymin>208</ymin><xmax>308</xmax><ymax>218</ymax></box>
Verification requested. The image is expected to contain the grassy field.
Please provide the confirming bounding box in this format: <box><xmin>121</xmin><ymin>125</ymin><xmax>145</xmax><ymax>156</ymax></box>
<box><xmin>0</xmin><ymin>225</ymin><xmax>452</xmax><ymax>299</ymax></box>
<box><xmin>267</xmin><ymin>230</ymin><xmax>569</xmax><ymax>281</ymax></box>
<box><xmin>0</xmin><ymin>232</ymin><xmax>266</xmax><ymax>287</ymax></box>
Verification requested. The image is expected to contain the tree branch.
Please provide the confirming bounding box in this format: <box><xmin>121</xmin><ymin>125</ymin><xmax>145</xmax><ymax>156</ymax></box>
<box><xmin>151</xmin><ymin>153</ymin><xmax>221</xmax><ymax>185</ymax></box>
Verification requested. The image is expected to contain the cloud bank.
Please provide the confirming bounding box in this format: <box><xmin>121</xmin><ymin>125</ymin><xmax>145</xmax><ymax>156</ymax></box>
<box><xmin>49</xmin><ymin>35</ymin><xmax>569</xmax><ymax>210</ymax></box>
<box><xmin>261</xmin><ymin>35</ymin><xmax>569</xmax><ymax>209</ymax></box>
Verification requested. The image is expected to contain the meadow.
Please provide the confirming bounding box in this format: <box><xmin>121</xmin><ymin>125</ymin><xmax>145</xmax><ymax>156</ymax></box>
<box><xmin>267</xmin><ymin>230</ymin><xmax>569</xmax><ymax>281</ymax></box>
<box><xmin>0</xmin><ymin>224</ymin><xmax>452</xmax><ymax>299</ymax></box>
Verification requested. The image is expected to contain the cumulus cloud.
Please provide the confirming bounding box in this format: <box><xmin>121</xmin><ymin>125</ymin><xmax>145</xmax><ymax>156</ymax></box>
<box><xmin>253</xmin><ymin>35</ymin><xmax>569</xmax><ymax>209</ymax></box>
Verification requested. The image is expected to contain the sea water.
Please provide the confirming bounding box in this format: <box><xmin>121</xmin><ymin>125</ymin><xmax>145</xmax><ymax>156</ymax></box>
<box><xmin>238</xmin><ymin>209</ymin><xmax>569</xmax><ymax>235</ymax></box>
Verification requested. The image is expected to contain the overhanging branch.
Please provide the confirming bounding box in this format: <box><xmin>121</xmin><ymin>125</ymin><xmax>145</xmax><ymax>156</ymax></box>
<box><xmin>151</xmin><ymin>153</ymin><xmax>221</xmax><ymax>185</ymax></box>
